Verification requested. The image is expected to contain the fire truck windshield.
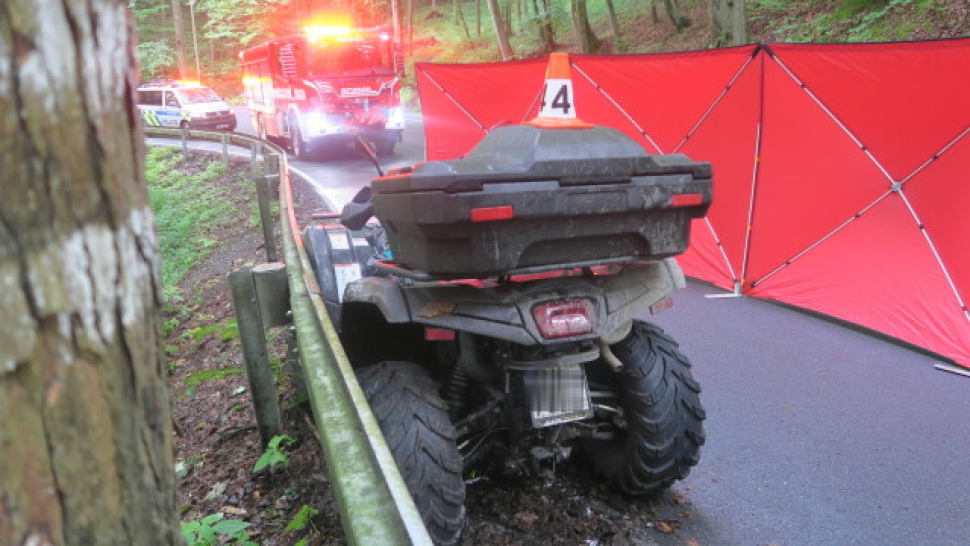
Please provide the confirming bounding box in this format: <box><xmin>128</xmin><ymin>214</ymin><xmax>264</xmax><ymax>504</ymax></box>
<box><xmin>307</xmin><ymin>41</ymin><xmax>393</xmax><ymax>77</ymax></box>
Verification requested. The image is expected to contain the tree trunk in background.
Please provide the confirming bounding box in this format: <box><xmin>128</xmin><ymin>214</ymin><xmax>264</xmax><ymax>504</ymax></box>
<box><xmin>663</xmin><ymin>0</ymin><xmax>691</xmax><ymax>31</ymax></box>
<box><xmin>708</xmin><ymin>0</ymin><xmax>749</xmax><ymax>46</ymax></box>
<box><xmin>170</xmin><ymin>0</ymin><xmax>189</xmax><ymax>78</ymax></box>
<box><xmin>606</xmin><ymin>0</ymin><xmax>621</xmax><ymax>43</ymax></box>
<box><xmin>533</xmin><ymin>0</ymin><xmax>555</xmax><ymax>51</ymax></box>
<box><xmin>0</xmin><ymin>1</ymin><xmax>179</xmax><ymax>544</ymax></box>
<box><xmin>486</xmin><ymin>0</ymin><xmax>514</xmax><ymax>59</ymax></box>
<box><xmin>391</xmin><ymin>0</ymin><xmax>404</xmax><ymax>50</ymax></box>
<box><xmin>651</xmin><ymin>0</ymin><xmax>661</xmax><ymax>24</ymax></box>
<box><xmin>571</xmin><ymin>0</ymin><xmax>600</xmax><ymax>53</ymax></box>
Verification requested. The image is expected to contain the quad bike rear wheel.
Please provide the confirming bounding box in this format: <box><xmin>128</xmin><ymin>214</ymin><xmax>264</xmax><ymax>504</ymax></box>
<box><xmin>357</xmin><ymin>362</ymin><xmax>465</xmax><ymax>545</ymax></box>
<box><xmin>582</xmin><ymin>320</ymin><xmax>705</xmax><ymax>495</ymax></box>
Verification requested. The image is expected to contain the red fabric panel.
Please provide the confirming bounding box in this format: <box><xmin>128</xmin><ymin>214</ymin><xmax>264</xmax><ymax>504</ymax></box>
<box><xmin>571</xmin><ymin>46</ymin><xmax>758</xmax><ymax>154</ymax></box>
<box><xmin>769</xmin><ymin>40</ymin><xmax>970</xmax><ymax>181</ymax></box>
<box><xmin>677</xmin><ymin>218</ymin><xmax>736</xmax><ymax>291</ymax></box>
<box><xmin>904</xmin><ymin>134</ymin><xmax>970</xmax><ymax>323</ymax></box>
<box><xmin>748</xmin><ymin>195</ymin><xmax>970</xmax><ymax>366</ymax></box>
<box><xmin>416</xmin><ymin>60</ymin><xmax>546</xmax><ymax>160</ymax></box>
<box><xmin>745</xmin><ymin>55</ymin><xmax>890</xmax><ymax>285</ymax></box>
<box><xmin>676</xmin><ymin>52</ymin><xmax>763</xmax><ymax>288</ymax></box>
<box><xmin>416</xmin><ymin>41</ymin><xmax>970</xmax><ymax>366</ymax></box>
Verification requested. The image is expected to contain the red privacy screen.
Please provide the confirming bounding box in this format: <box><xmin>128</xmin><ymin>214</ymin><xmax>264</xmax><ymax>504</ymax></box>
<box><xmin>416</xmin><ymin>39</ymin><xmax>970</xmax><ymax>368</ymax></box>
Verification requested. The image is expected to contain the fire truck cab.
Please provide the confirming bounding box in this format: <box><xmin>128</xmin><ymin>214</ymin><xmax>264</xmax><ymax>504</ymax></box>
<box><xmin>239</xmin><ymin>26</ymin><xmax>404</xmax><ymax>160</ymax></box>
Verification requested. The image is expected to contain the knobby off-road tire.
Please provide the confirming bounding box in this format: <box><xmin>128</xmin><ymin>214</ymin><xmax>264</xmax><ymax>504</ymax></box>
<box><xmin>375</xmin><ymin>132</ymin><xmax>397</xmax><ymax>157</ymax></box>
<box><xmin>583</xmin><ymin>320</ymin><xmax>705</xmax><ymax>495</ymax></box>
<box><xmin>357</xmin><ymin>362</ymin><xmax>465</xmax><ymax>545</ymax></box>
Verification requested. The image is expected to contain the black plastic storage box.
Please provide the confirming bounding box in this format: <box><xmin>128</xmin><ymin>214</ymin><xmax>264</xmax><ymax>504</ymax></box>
<box><xmin>371</xmin><ymin>125</ymin><xmax>712</xmax><ymax>277</ymax></box>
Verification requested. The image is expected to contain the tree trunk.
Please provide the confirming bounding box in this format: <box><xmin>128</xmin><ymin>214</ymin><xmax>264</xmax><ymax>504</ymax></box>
<box><xmin>663</xmin><ymin>0</ymin><xmax>691</xmax><ymax>32</ymax></box>
<box><xmin>570</xmin><ymin>0</ymin><xmax>600</xmax><ymax>54</ymax></box>
<box><xmin>485</xmin><ymin>0</ymin><xmax>514</xmax><ymax>59</ymax></box>
<box><xmin>533</xmin><ymin>0</ymin><xmax>555</xmax><ymax>51</ymax></box>
<box><xmin>708</xmin><ymin>0</ymin><xmax>749</xmax><ymax>46</ymax></box>
<box><xmin>651</xmin><ymin>0</ymin><xmax>661</xmax><ymax>24</ymax></box>
<box><xmin>391</xmin><ymin>0</ymin><xmax>404</xmax><ymax>52</ymax></box>
<box><xmin>606</xmin><ymin>0</ymin><xmax>621</xmax><ymax>42</ymax></box>
<box><xmin>0</xmin><ymin>1</ymin><xmax>180</xmax><ymax>544</ymax></box>
<box><xmin>170</xmin><ymin>0</ymin><xmax>189</xmax><ymax>79</ymax></box>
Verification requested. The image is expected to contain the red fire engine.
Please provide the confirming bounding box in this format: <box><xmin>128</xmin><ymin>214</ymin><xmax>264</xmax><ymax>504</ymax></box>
<box><xmin>239</xmin><ymin>25</ymin><xmax>404</xmax><ymax>159</ymax></box>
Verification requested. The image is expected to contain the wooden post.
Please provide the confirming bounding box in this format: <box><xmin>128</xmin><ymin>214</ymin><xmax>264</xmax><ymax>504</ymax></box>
<box><xmin>256</xmin><ymin>176</ymin><xmax>278</xmax><ymax>263</ymax></box>
<box><xmin>250</xmin><ymin>142</ymin><xmax>259</xmax><ymax>175</ymax></box>
<box><xmin>228</xmin><ymin>268</ymin><xmax>284</xmax><ymax>447</ymax></box>
<box><xmin>181</xmin><ymin>126</ymin><xmax>189</xmax><ymax>156</ymax></box>
<box><xmin>221</xmin><ymin>133</ymin><xmax>230</xmax><ymax>166</ymax></box>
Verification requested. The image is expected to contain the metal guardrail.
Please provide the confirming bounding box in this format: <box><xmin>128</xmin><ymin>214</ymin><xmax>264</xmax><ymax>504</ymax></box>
<box><xmin>144</xmin><ymin>127</ymin><xmax>432</xmax><ymax>545</ymax></box>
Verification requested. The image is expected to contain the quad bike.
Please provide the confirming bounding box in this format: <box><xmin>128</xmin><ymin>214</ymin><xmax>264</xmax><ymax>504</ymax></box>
<box><xmin>304</xmin><ymin>125</ymin><xmax>710</xmax><ymax>544</ymax></box>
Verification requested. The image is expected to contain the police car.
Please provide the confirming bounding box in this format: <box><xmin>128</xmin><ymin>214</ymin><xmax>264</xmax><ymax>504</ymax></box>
<box><xmin>136</xmin><ymin>80</ymin><xmax>237</xmax><ymax>131</ymax></box>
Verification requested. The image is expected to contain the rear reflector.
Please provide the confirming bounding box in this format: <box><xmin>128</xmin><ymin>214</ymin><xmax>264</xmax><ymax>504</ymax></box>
<box><xmin>425</xmin><ymin>328</ymin><xmax>456</xmax><ymax>341</ymax></box>
<box><xmin>670</xmin><ymin>193</ymin><xmax>703</xmax><ymax>207</ymax></box>
<box><xmin>532</xmin><ymin>299</ymin><xmax>594</xmax><ymax>339</ymax></box>
<box><xmin>649</xmin><ymin>296</ymin><xmax>674</xmax><ymax>315</ymax></box>
<box><xmin>470</xmin><ymin>205</ymin><xmax>514</xmax><ymax>222</ymax></box>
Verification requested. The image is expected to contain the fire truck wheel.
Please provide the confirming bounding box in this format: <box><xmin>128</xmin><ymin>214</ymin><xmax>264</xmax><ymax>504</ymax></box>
<box><xmin>581</xmin><ymin>320</ymin><xmax>705</xmax><ymax>496</ymax></box>
<box><xmin>357</xmin><ymin>361</ymin><xmax>465</xmax><ymax>545</ymax></box>
<box><xmin>290</xmin><ymin>118</ymin><xmax>311</xmax><ymax>160</ymax></box>
<box><xmin>375</xmin><ymin>133</ymin><xmax>397</xmax><ymax>157</ymax></box>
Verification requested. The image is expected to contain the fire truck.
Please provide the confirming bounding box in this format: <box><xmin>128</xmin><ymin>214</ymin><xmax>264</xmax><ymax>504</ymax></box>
<box><xmin>239</xmin><ymin>25</ymin><xmax>404</xmax><ymax>159</ymax></box>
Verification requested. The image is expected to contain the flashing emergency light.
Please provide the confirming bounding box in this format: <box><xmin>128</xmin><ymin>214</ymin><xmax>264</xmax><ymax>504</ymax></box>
<box><xmin>304</xmin><ymin>25</ymin><xmax>352</xmax><ymax>43</ymax></box>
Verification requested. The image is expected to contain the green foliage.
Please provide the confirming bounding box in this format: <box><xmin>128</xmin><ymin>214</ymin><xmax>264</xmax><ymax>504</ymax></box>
<box><xmin>183</xmin><ymin>318</ymin><xmax>239</xmax><ymax>343</ymax></box>
<box><xmin>285</xmin><ymin>504</ymin><xmax>320</xmax><ymax>532</ymax></box>
<box><xmin>253</xmin><ymin>434</ymin><xmax>295</xmax><ymax>473</ymax></box>
<box><xmin>183</xmin><ymin>365</ymin><xmax>246</xmax><ymax>386</ymax></box>
<box><xmin>136</xmin><ymin>40</ymin><xmax>176</xmax><ymax>80</ymax></box>
<box><xmin>146</xmin><ymin>147</ymin><xmax>255</xmax><ymax>296</ymax></box>
<box><xmin>181</xmin><ymin>513</ymin><xmax>256</xmax><ymax>546</ymax></box>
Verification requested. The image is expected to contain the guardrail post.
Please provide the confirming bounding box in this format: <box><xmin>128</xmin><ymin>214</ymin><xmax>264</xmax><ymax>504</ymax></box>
<box><xmin>264</xmin><ymin>153</ymin><xmax>281</xmax><ymax>200</ymax></box>
<box><xmin>221</xmin><ymin>133</ymin><xmax>230</xmax><ymax>166</ymax></box>
<box><xmin>180</xmin><ymin>126</ymin><xmax>189</xmax><ymax>156</ymax></box>
<box><xmin>228</xmin><ymin>266</ymin><xmax>286</xmax><ymax>447</ymax></box>
<box><xmin>250</xmin><ymin>142</ymin><xmax>260</xmax><ymax>175</ymax></box>
<box><xmin>256</xmin><ymin>175</ymin><xmax>278</xmax><ymax>263</ymax></box>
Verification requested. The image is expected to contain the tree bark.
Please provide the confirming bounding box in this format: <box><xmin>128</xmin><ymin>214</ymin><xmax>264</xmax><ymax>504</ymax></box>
<box><xmin>485</xmin><ymin>0</ymin><xmax>514</xmax><ymax>60</ymax></box>
<box><xmin>570</xmin><ymin>0</ymin><xmax>600</xmax><ymax>54</ymax></box>
<box><xmin>663</xmin><ymin>0</ymin><xmax>691</xmax><ymax>32</ymax></box>
<box><xmin>708</xmin><ymin>0</ymin><xmax>749</xmax><ymax>46</ymax></box>
<box><xmin>0</xmin><ymin>1</ymin><xmax>180</xmax><ymax>544</ymax></box>
<box><xmin>170</xmin><ymin>0</ymin><xmax>189</xmax><ymax>79</ymax></box>
<box><xmin>533</xmin><ymin>0</ymin><xmax>555</xmax><ymax>51</ymax></box>
<box><xmin>606</xmin><ymin>0</ymin><xmax>621</xmax><ymax>42</ymax></box>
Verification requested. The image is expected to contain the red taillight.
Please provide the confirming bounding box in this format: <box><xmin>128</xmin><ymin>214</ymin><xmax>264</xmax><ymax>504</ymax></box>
<box><xmin>425</xmin><ymin>328</ymin><xmax>456</xmax><ymax>341</ymax></box>
<box><xmin>470</xmin><ymin>205</ymin><xmax>514</xmax><ymax>222</ymax></box>
<box><xmin>670</xmin><ymin>193</ymin><xmax>703</xmax><ymax>207</ymax></box>
<box><xmin>532</xmin><ymin>299</ymin><xmax>595</xmax><ymax>340</ymax></box>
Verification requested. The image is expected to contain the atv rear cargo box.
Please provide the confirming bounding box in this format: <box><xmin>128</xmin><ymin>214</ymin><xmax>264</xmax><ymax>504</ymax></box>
<box><xmin>371</xmin><ymin>125</ymin><xmax>712</xmax><ymax>278</ymax></box>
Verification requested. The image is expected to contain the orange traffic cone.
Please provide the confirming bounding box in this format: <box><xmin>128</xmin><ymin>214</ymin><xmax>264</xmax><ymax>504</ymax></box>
<box><xmin>526</xmin><ymin>52</ymin><xmax>594</xmax><ymax>129</ymax></box>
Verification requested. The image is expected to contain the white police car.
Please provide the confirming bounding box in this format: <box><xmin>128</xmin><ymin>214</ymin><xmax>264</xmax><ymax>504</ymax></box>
<box><xmin>136</xmin><ymin>80</ymin><xmax>237</xmax><ymax>131</ymax></box>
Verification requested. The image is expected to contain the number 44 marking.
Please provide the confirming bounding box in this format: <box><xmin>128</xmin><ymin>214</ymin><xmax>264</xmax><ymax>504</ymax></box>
<box><xmin>539</xmin><ymin>80</ymin><xmax>574</xmax><ymax>118</ymax></box>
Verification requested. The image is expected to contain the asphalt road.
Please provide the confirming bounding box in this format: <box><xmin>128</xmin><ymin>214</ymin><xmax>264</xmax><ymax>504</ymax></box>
<box><xmin>209</xmin><ymin>105</ymin><xmax>970</xmax><ymax>545</ymax></box>
<box><xmin>231</xmin><ymin>105</ymin><xmax>424</xmax><ymax>212</ymax></box>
